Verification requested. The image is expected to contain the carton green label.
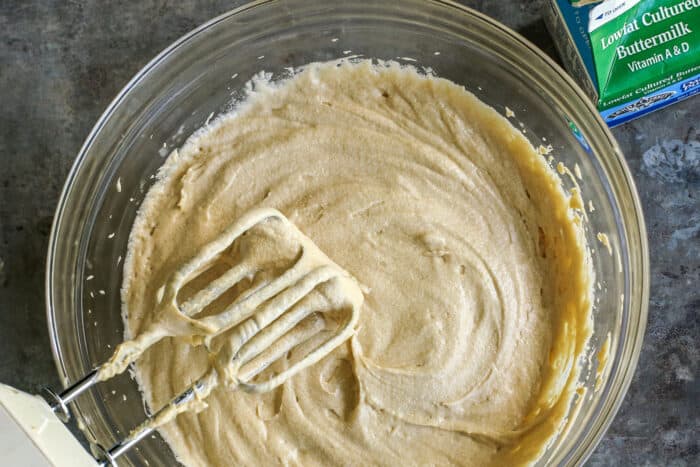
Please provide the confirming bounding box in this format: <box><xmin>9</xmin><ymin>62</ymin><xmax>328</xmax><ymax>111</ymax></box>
<box><xmin>589</xmin><ymin>0</ymin><xmax>700</xmax><ymax>110</ymax></box>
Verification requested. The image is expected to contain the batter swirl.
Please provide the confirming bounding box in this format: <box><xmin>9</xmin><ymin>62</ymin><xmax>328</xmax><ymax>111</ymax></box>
<box><xmin>122</xmin><ymin>60</ymin><xmax>593</xmax><ymax>466</ymax></box>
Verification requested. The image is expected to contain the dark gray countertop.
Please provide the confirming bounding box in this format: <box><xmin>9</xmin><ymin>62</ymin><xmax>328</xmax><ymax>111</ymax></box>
<box><xmin>0</xmin><ymin>1</ymin><xmax>697</xmax><ymax>465</ymax></box>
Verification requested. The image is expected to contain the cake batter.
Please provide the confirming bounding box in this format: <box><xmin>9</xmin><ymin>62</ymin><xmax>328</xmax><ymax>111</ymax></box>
<box><xmin>122</xmin><ymin>60</ymin><xmax>593</xmax><ymax>466</ymax></box>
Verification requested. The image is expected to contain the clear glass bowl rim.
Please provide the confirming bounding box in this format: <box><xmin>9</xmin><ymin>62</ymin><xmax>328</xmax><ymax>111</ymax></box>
<box><xmin>45</xmin><ymin>0</ymin><xmax>650</xmax><ymax>465</ymax></box>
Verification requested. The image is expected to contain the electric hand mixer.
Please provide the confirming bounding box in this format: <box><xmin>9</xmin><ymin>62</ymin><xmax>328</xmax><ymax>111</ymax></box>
<box><xmin>0</xmin><ymin>208</ymin><xmax>363</xmax><ymax>466</ymax></box>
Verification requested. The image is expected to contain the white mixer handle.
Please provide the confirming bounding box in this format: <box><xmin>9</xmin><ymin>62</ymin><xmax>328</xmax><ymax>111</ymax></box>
<box><xmin>0</xmin><ymin>383</ymin><xmax>97</xmax><ymax>467</ymax></box>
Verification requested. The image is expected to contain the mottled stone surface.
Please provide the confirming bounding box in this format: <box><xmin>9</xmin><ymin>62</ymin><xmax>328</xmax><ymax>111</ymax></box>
<box><xmin>0</xmin><ymin>1</ymin><xmax>697</xmax><ymax>465</ymax></box>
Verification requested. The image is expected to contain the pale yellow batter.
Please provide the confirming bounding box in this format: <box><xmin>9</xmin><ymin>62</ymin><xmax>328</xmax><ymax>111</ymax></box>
<box><xmin>122</xmin><ymin>60</ymin><xmax>593</xmax><ymax>466</ymax></box>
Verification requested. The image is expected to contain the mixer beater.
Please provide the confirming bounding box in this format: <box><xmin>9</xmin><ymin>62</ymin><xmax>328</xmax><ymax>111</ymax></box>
<box><xmin>40</xmin><ymin>207</ymin><xmax>364</xmax><ymax>465</ymax></box>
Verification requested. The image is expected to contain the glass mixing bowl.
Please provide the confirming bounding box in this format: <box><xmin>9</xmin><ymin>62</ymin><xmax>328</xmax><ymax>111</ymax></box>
<box><xmin>46</xmin><ymin>0</ymin><xmax>649</xmax><ymax>465</ymax></box>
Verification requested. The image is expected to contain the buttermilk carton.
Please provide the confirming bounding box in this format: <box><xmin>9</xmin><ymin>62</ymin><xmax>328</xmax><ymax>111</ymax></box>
<box><xmin>544</xmin><ymin>0</ymin><xmax>700</xmax><ymax>126</ymax></box>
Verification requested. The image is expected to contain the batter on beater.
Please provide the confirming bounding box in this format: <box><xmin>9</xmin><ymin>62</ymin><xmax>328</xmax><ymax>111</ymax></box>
<box><xmin>122</xmin><ymin>60</ymin><xmax>593</xmax><ymax>466</ymax></box>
